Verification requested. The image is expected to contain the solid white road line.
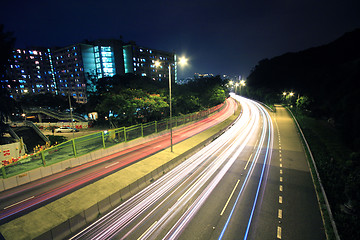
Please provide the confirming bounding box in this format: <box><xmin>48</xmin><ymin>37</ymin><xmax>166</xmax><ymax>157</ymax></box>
<box><xmin>4</xmin><ymin>196</ymin><xmax>35</xmax><ymax>209</ymax></box>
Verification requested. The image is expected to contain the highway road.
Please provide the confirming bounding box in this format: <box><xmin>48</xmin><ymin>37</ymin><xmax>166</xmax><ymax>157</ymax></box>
<box><xmin>70</xmin><ymin>95</ymin><xmax>275</xmax><ymax>239</ymax></box>
<box><xmin>71</xmin><ymin>95</ymin><xmax>325</xmax><ymax>240</ymax></box>
<box><xmin>0</xmin><ymin>98</ymin><xmax>236</xmax><ymax>223</ymax></box>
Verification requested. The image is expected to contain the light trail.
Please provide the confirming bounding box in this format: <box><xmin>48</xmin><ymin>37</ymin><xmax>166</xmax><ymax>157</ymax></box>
<box><xmin>70</xmin><ymin>95</ymin><xmax>273</xmax><ymax>240</ymax></box>
<box><xmin>71</xmin><ymin>101</ymin><xmax>243</xmax><ymax>239</ymax></box>
<box><xmin>218</xmin><ymin>96</ymin><xmax>274</xmax><ymax>240</ymax></box>
<box><xmin>0</xmin><ymin>99</ymin><xmax>236</xmax><ymax>223</ymax></box>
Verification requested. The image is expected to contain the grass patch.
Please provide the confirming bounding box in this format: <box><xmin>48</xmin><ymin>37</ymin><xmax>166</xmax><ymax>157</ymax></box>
<box><xmin>47</xmin><ymin>135</ymin><xmax>68</xmax><ymax>145</ymax></box>
<box><xmin>292</xmin><ymin>112</ymin><xmax>357</xmax><ymax>240</ymax></box>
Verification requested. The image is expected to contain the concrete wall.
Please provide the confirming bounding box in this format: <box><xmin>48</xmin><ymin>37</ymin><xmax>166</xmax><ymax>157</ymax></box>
<box><xmin>0</xmin><ymin>127</ymin><xmax>173</xmax><ymax>192</ymax></box>
<box><xmin>0</xmin><ymin>141</ymin><xmax>26</xmax><ymax>164</ymax></box>
<box><xmin>32</xmin><ymin>111</ymin><xmax>237</xmax><ymax>240</ymax></box>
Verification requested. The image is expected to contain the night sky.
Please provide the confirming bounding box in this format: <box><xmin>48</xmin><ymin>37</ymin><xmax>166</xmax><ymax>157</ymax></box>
<box><xmin>1</xmin><ymin>0</ymin><xmax>359</xmax><ymax>79</ymax></box>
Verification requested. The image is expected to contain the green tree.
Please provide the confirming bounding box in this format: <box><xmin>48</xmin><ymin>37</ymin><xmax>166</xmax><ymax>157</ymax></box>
<box><xmin>296</xmin><ymin>95</ymin><xmax>311</xmax><ymax>111</ymax></box>
<box><xmin>208</xmin><ymin>86</ymin><xmax>226</xmax><ymax>106</ymax></box>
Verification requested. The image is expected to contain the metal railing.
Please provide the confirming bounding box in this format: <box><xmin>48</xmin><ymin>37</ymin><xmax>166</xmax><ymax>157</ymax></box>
<box><xmin>1</xmin><ymin>103</ymin><xmax>225</xmax><ymax>179</ymax></box>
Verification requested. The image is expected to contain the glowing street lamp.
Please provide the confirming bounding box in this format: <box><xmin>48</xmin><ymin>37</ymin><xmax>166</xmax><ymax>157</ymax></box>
<box><xmin>239</xmin><ymin>80</ymin><xmax>246</xmax><ymax>96</ymax></box>
<box><xmin>282</xmin><ymin>91</ymin><xmax>295</xmax><ymax>106</ymax></box>
<box><xmin>155</xmin><ymin>55</ymin><xmax>188</xmax><ymax>152</ymax></box>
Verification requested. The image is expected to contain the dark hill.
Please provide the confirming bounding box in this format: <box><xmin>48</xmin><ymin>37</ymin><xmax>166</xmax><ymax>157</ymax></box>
<box><xmin>247</xmin><ymin>28</ymin><xmax>360</xmax><ymax>147</ymax></box>
<box><xmin>247</xmin><ymin>29</ymin><xmax>360</xmax><ymax>240</ymax></box>
<box><xmin>248</xmin><ymin>28</ymin><xmax>360</xmax><ymax>95</ymax></box>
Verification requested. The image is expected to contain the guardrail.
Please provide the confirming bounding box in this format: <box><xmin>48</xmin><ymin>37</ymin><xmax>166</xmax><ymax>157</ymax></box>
<box><xmin>1</xmin><ymin>103</ymin><xmax>225</xmax><ymax>179</ymax></box>
<box><xmin>287</xmin><ymin>107</ymin><xmax>340</xmax><ymax>240</ymax></box>
<box><xmin>24</xmin><ymin>121</ymin><xmax>50</xmax><ymax>146</ymax></box>
<box><xmin>25</xmin><ymin>108</ymin><xmax>86</xmax><ymax>122</ymax></box>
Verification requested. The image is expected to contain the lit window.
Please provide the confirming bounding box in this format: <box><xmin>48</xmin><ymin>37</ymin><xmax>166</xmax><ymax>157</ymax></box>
<box><xmin>101</xmin><ymin>46</ymin><xmax>111</xmax><ymax>52</ymax></box>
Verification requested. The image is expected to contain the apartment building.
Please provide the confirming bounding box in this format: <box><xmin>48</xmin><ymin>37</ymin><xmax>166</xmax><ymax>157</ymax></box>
<box><xmin>4</xmin><ymin>39</ymin><xmax>175</xmax><ymax>103</ymax></box>
<box><xmin>5</xmin><ymin>48</ymin><xmax>56</xmax><ymax>99</ymax></box>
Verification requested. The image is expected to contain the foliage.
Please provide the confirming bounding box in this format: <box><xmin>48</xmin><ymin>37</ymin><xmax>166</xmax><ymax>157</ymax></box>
<box><xmin>88</xmin><ymin>74</ymin><xmax>228</xmax><ymax>126</ymax></box>
<box><xmin>247</xmin><ymin>29</ymin><xmax>360</xmax><ymax>239</ymax></box>
<box><xmin>95</xmin><ymin>89</ymin><xmax>168</xmax><ymax>126</ymax></box>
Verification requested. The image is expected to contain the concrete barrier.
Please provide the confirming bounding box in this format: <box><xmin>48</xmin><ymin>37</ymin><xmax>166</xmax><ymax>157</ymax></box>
<box><xmin>51</xmin><ymin>220</ymin><xmax>71</xmax><ymax>240</ymax></box>
<box><xmin>29</xmin><ymin>168</ymin><xmax>42</xmax><ymax>181</ymax></box>
<box><xmin>50</xmin><ymin>163</ymin><xmax>62</xmax><ymax>174</ymax></box>
<box><xmin>34</xmin><ymin>230</ymin><xmax>52</xmax><ymax>240</ymax></box>
<box><xmin>2</xmin><ymin>176</ymin><xmax>17</xmax><ymax>190</ymax></box>
<box><xmin>30</xmin><ymin>111</ymin><xmax>238</xmax><ymax>240</ymax></box>
<box><xmin>84</xmin><ymin>204</ymin><xmax>99</xmax><ymax>224</ymax></box>
<box><xmin>16</xmin><ymin>172</ymin><xmax>30</xmax><ymax>185</ymax></box>
<box><xmin>0</xmin><ymin>179</ymin><xmax>4</xmax><ymax>192</ymax></box>
<box><xmin>69</xmin><ymin>212</ymin><xmax>87</xmax><ymax>234</ymax></box>
<box><xmin>109</xmin><ymin>191</ymin><xmax>122</xmax><ymax>207</ymax></box>
<box><xmin>40</xmin><ymin>165</ymin><xmax>52</xmax><ymax>177</ymax></box>
<box><xmin>98</xmin><ymin>198</ymin><xmax>111</xmax><ymax>215</ymax></box>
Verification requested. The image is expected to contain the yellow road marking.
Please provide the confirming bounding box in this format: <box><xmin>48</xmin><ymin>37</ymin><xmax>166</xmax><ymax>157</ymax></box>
<box><xmin>279</xmin><ymin>196</ymin><xmax>283</xmax><ymax>204</ymax></box>
<box><xmin>138</xmin><ymin>221</ymin><xmax>157</xmax><ymax>240</ymax></box>
<box><xmin>277</xmin><ymin>226</ymin><xmax>282</xmax><ymax>239</ymax></box>
<box><xmin>244</xmin><ymin>153</ymin><xmax>253</xmax><ymax>170</ymax></box>
<box><xmin>278</xmin><ymin>209</ymin><xmax>282</xmax><ymax>219</ymax></box>
<box><xmin>220</xmin><ymin>179</ymin><xmax>240</xmax><ymax>216</ymax></box>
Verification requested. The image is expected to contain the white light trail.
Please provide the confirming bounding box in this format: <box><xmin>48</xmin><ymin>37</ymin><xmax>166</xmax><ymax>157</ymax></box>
<box><xmin>71</xmin><ymin>95</ymin><xmax>273</xmax><ymax>240</ymax></box>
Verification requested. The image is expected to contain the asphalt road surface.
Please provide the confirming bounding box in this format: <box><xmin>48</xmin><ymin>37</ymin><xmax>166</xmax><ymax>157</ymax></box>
<box><xmin>0</xmin><ymin>98</ymin><xmax>236</xmax><ymax>224</ymax></box>
<box><xmin>70</xmin><ymin>95</ymin><xmax>325</xmax><ymax>240</ymax></box>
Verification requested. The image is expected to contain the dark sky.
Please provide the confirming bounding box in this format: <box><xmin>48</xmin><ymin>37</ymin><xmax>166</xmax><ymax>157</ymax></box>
<box><xmin>1</xmin><ymin>0</ymin><xmax>359</xmax><ymax>79</ymax></box>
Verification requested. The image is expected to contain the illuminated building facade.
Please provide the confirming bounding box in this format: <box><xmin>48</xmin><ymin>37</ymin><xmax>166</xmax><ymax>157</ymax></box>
<box><xmin>51</xmin><ymin>44</ymin><xmax>89</xmax><ymax>103</ymax></box>
<box><xmin>123</xmin><ymin>43</ymin><xmax>175</xmax><ymax>82</ymax></box>
<box><xmin>5</xmin><ymin>48</ymin><xmax>56</xmax><ymax>99</ymax></box>
<box><xmin>4</xmin><ymin>39</ymin><xmax>175</xmax><ymax>103</ymax></box>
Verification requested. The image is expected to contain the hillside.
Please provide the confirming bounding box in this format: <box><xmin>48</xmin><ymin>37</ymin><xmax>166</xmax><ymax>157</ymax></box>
<box><xmin>247</xmin><ymin>28</ymin><xmax>360</xmax><ymax>148</ymax></box>
<box><xmin>247</xmin><ymin>28</ymin><xmax>360</xmax><ymax>239</ymax></box>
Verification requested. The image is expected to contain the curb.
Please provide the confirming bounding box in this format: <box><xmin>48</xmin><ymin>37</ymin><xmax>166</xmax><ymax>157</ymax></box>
<box><xmin>287</xmin><ymin>107</ymin><xmax>340</xmax><ymax>240</ymax></box>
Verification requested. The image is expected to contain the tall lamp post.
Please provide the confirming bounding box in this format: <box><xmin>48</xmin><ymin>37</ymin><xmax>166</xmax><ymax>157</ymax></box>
<box><xmin>155</xmin><ymin>56</ymin><xmax>188</xmax><ymax>152</ymax></box>
<box><xmin>239</xmin><ymin>80</ymin><xmax>246</xmax><ymax>96</ymax></box>
<box><xmin>68</xmin><ymin>94</ymin><xmax>75</xmax><ymax>139</ymax></box>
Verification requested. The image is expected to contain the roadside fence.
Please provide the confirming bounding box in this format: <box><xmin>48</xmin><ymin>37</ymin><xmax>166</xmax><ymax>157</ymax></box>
<box><xmin>1</xmin><ymin>103</ymin><xmax>225</xmax><ymax>179</ymax></box>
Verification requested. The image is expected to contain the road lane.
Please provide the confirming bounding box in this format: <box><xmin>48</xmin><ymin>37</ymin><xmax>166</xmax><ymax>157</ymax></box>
<box><xmin>70</xmin><ymin>95</ymin><xmax>273</xmax><ymax>239</ymax></box>
<box><xmin>252</xmin><ymin>105</ymin><xmax>325</xmax><ymax>240</ymax></box>
<box><xmin>0</xmin><ymin>98</ymin><xmax>236</xmax><ymax>223</ymax></box>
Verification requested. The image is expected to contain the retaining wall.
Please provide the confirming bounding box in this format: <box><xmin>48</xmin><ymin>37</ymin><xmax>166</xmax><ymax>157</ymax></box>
<box><xmin>33</xmin><ymin>116</ymin><xmax>235</xmax><ymax>240</ymax></box>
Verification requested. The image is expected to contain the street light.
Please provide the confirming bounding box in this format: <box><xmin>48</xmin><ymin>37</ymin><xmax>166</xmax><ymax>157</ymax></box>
<box><xmin>282</xmin><ymin>91</ymin><xmax>295</xmax><ymax>106</ymax></box>
<box><xmin>239</xmin><ymin>80</ymin><xmax>246</xmax><ymax>96</ymax></box>
<box><xmin>155</xmin><ymin>55</ymin><xmax>188</xmax><ymax>152</ymax></box>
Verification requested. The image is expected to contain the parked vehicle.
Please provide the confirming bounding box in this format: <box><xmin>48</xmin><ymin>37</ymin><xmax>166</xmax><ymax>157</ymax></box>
<box><xmin>54</xmin><ymin>127</ymin><xmax>79</xmax><ymax>133</ymax></box>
